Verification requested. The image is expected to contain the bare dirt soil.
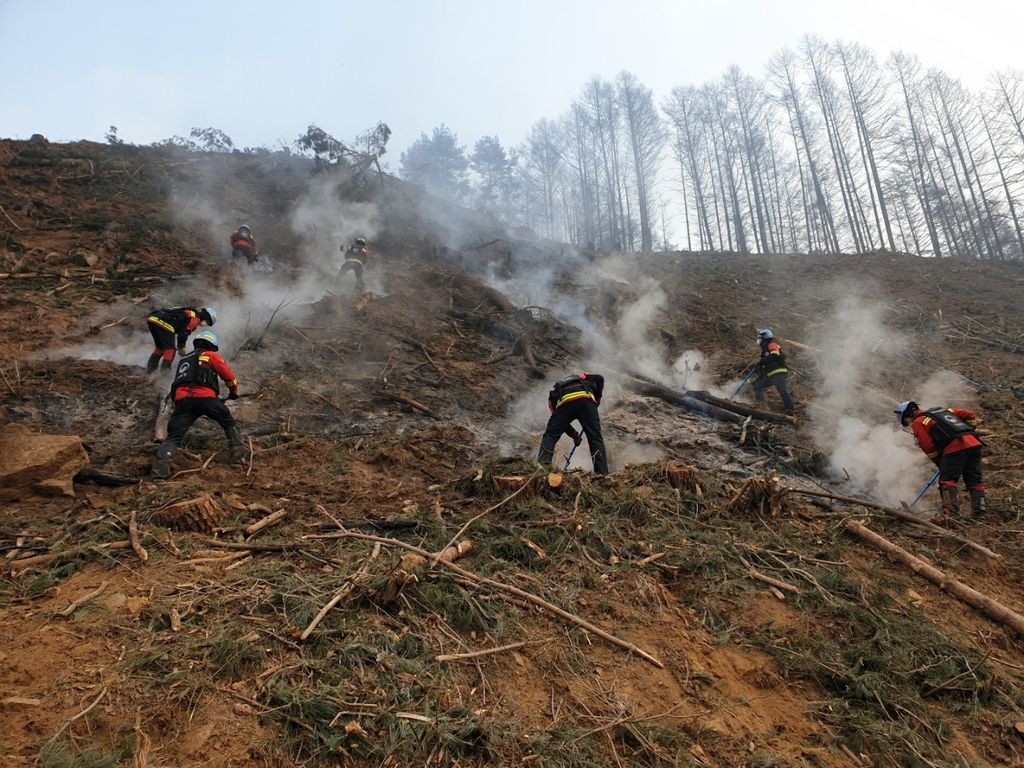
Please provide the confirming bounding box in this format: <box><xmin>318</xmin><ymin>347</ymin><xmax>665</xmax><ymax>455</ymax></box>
<box><xmin>5</xmin><ymin>137</ymin><xmax>1024</xmax><ymax>767</ymax></box>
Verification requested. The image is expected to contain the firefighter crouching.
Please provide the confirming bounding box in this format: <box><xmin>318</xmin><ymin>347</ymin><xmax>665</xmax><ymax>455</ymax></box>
<box><xmin>537</xmin><ymin>372</ymin><xmax>609</xmax><ymax>475</ymax></box>
<box><xmin>895</xmin><ymin>400</ymin><xmax>986</xmax><ymax>518</ymax></box>
<box><xmin>145</xmin><ymin>306</ymin><xmax>217</xmax><ymax>373</ymax></box>
<box><xmin>152</xmin><ymin>331</ymin><xmax>245</xmax><ymax>479</ymax></box>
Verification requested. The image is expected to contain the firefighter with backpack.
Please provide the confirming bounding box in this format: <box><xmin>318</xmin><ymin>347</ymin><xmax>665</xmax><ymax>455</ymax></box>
<box><xmin>895</xmin><ymin>401</ymin><xmax>986</xmax><ymax>518</ymax></box>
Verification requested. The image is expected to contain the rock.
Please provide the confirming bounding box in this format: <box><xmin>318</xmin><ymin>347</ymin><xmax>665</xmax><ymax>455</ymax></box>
<box><xmin>0</xmin><ymin>424</ymin><xmax>89</xmax><ymax>501</ymax></box>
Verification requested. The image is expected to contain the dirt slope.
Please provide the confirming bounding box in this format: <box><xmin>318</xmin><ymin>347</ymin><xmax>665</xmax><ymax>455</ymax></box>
<box><xmin>4</xmin><ymin>137</ymin><xmax>1024</xmax><ymax>767</ymax></box>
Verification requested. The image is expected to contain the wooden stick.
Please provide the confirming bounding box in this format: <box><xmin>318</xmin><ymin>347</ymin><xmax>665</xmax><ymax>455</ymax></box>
<box><xmin>436</xmin><ymin>640</ymin><xmax>531</xmax><ymax>662</ymax></box>
<box><xmin>787</xmin><ymin>487</ymin><xmax>1001</xmax><ymax>560</ymax></box>
<box><xmin>316</xmin><ymin>531</ymin><xmax>664</xmax><ymax>668</ymax></box>
<box><xmin>299</xmin><ymin>541</ymin><xmax>381</xmax><ymax>640</ymax></box>
<box><xmin>845</xmin><ymin>521</ymin><xmax>1024</xmax><ymax>636</ymax></box>
<box><xmin>245</xmin><ymin>509</ymin><xmax>286</xmax><ymax>536</ymax></box>
<box><xmin>57</xmin><ymin>581</ymin><xmax>109</xmax><ymax>617</ymax></box>
<box><xmin>0</xmin><ymin>202</ymin><xmax>23</xmax><ymax>230</ymax></box>
<box><xmin>41</xmin><ymin>687</ymin><xmax>107</xmax><ymax>751</ymax></box>
<box><xmin>129</xmin><ymin>510</ymin><xmax>148</xmax><ymax>563</ymax></box>
<box><xmin>747</xmin><ymin>568</ymin><xmax>800</xmax><ymax>594</ymax></box>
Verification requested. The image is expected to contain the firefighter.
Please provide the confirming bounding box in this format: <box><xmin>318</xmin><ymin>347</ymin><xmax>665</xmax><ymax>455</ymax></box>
<box><xmin>895</xmin><ymin>400</ymin><xmax>987</xmax><ymax>517</ymax></box>
<box><xmin>751</xmin><ymin>328</ymin><xmax>795</xmax><ymax>417</ymax></box>
<box><xmin>537</xmin><ymin>372</ymin><xmax>608</xmax><ymax>475</ymax></box>
<box><xmin>152</xmin><ymin>331</ymin><xmax>244</xmax><ymax>479</ymax></box>
<box><xmin>230</xmin><ymin>224</ymin><xmax>260</xmax><ymax>267</ymax></box>
<box><xmin>145</xmin><ymin>306</ymin><xmax>217</xmax><ymax>373</ymax></box>
<box><xmin>339</xmin><ymin>237</ymin><xmax>370</xmax><ymax>291</ymax></box>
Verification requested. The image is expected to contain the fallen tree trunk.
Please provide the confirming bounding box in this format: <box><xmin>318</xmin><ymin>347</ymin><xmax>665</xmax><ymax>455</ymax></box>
<box><xmin>846</xmin><ymin>520</ymin><xmax>1024</xmax><ymax>636</ymax></box>
<box><xmin>686</xmin><ymin>390</ymin><xmax>796</xmax><ymax>425</ymax></box>
<box><xmin>624</xmin><ymin>379</ymin><xmax>743</xmax><ymax>424</ymax></box>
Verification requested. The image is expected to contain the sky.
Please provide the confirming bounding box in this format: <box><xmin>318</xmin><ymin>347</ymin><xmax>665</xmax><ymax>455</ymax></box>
<box><xmin>2</xmin><ymin>0</ymin><xmax>1022</xmax><ymax>169</ymax></box>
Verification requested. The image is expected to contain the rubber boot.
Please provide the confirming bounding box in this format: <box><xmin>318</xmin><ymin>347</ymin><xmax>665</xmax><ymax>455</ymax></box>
<box><xmin>969</xmin><ymin>490</ymin><xmax>987</xmax><ymax>517</ymax></box>
<box><xmin>159</xmin><ymin>357</ymin><xmax>173</xmax><ymax>372</ymax></box>
<box><xmin>227</xmin><ymin>427</ymin><xmax>246</xmax><ymax>467</ymax></box>
<box><xmin>939</xmin><ymin>486</ymin><xmax>960</xmax><ymax>517</ymax></box>
<box><xmin>152</xmin><ymin>441</ymin><xmax>177</xmax><ymax>479</ymax></box>
<box><xmin>146</xmin><ymin>353</ymin><xmax>161</xmax><ymax>374</ymax></box>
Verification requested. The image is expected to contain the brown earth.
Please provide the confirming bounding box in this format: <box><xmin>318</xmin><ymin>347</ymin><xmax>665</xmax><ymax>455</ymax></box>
<box><xmin>4</xmin><ymin>136</ymin><xmax>1024</xmax><ymax>767</ymax></box>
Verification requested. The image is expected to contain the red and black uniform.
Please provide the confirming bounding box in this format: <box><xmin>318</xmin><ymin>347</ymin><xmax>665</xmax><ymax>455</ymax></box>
<box><xmin>537</xmin><ymin>373</ymin><xmax>608</xmax><ymax>475</ymax></box>
<box><xmin>910</xmin><ymin>406</ymin><xmax>985</xmax><ymax>515</ymax></box>
<box><xmin>146</xmin><ymin>307</ymin><xmax>205</xmax><ymax>372</ymax></box>
<box><xmin>339</xmin><ymin>243</ymin><xmax>369</xmax><ymax>289</ymax></box>
<box><xmin>152</xmin><ymin>347</ymin><xmax>243</xmax><ymax>478</ymax></box>
<box><xmin>230</xmin><ymin>230</ymin><xmax>260</xmax><ymax>265</ymax></box>
<box><xmin>752</xmin><ymin>339</ymin><xmax>795</xmax><ymax>416</ymax></box>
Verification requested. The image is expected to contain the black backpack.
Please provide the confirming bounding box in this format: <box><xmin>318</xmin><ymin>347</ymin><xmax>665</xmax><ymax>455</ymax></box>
<box><xmin>923</xmin><ymin>407</ymin><xmax>975</xmax><ymax>449</ymax></box>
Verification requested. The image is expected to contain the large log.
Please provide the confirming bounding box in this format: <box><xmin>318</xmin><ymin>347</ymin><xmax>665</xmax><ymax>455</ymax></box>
<box><xmin>846</xmin><ymin>520</ymin><xmax>1024</xmax><ymax>636</ymax></box>
<box><xmin>623</xmin><ymin>378</ymin><xmax>743</xmax><ymax>424</ymax></box>
<box><xmin>686</xmin><ymin>390</ymin><xmax>796</xmax><ymax>424</ymax></box>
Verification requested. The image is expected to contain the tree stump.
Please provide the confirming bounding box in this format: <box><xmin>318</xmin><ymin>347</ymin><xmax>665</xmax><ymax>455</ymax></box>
<box><xmin>150</xmin><ymin>494</ymin><xmax>222</xmax><ymax>533</ymax></box>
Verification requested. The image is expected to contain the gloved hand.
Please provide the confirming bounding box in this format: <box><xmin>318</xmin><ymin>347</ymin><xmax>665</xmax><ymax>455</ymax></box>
<box><xmin>228</xmin><ymin>390</ymin><xmax>239</xmax><ymax>400</ymax></box>
<box><xmin>573</xmin><ymin>433</ymin><xmax>583</xmax><ymax>447</ymax></box>
<box><xmin>253</xmin><ymin>254</ymin><xmax>260</xmax><ymax>262</ymax></box>
<box><xmin>178</xmin><ymin>347</ymin><xmax>186</xmax><ymax>355</ymax></box>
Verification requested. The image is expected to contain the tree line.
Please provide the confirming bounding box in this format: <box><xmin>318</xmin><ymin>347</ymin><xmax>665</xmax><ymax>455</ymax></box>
<box><xmin>397</xmin><ymin>36</ymin><xmax>1024</xmax><ymax>259</ymax></box>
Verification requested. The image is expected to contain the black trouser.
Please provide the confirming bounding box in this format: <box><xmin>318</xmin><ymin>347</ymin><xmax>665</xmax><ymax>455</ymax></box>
<box><xmin>233</xmin><ymin>246</ymin><xmax>258</xmax><ymax>265</ymax></box>
<box><xmin>147</xmin><ymin>319</ymin><xmax>178</xmax><ymax>371</ymax></box>
<box><xmin>752</xmin><ymin>373</ymin><xmax>794</xmax><ymax>415</ymax></box>
<box><xmin>156</xmin><ymin>397</ymin><xmax>241</xmax><ymax>461</ymax></box>
<box><xmin>538</xmin><ymin>398</ymin><xmax>608</xmax><ymax>474</ymax></box>
<box><xmin>938</xmin><ymin>445</ymin><xmax>984</xmax><ymax>491</ymax></box>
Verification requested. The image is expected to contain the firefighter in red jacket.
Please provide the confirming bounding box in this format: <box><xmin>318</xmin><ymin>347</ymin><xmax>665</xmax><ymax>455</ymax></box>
<box><xmin>895</xmin><ymin>400</ymin><xmax>986</xmax><ymax>517</ymax></box>
<box><xmin>152</xmin><ymin>331</ymin><xmax>245</xmax><ymax>479</ymax></box>
<box><xmin>537</xmin><ymin>372</ymin><xmax>608</xmax><ymax>475</ymax></box>
<box><xmin>339</xmin><ymin>237</ymin><xmax>369</xmax><ymax>291</ymax></box>
<box><xmin>230</xmin><ymin>224</ymin><xmax>260</xmax><ymax>266</ymax></box>
<box><xmin>145</xmin><ymin>306</ymin><xmax>217</xmax><ymax>373</ymax></box>
<box><xmin>751</xmin><ymin>328</ymin><xmax>795</xmax><ymax>417</ymax></box>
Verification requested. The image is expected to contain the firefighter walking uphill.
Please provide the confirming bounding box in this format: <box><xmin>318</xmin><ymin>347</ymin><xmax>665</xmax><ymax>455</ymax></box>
<box><xmin>145</xmin><ymin>306</ymin><xmax>217</xmax><ymax>373</ymax></box>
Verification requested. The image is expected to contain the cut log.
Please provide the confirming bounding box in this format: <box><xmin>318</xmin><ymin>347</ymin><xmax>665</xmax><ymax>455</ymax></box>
<box><xmin>153</xmin><ymin>395</ymin><xmax>172</xmax><ymax>443</ymax></box>
<box><xmin>846</xmin><ymin>520</ymin><xmax>1024</xmax><ymax>636</ymax></box>
<box><xmin>73</xmin><ymin>467</ymin><xmax>139</xmax><ymax>487</ymax></box>
<box><xmin>686</xmin><ymin>390</ymin><xmax>796</xmax><ymax>424</ymax></box>
<box><xmin>621</xmin><ymin>378</ymin><xmax>743</xmax><ymax>424</ymax></box>
<box><xmin>150</xmin><ymin>494</ymin><xmax>222</xmax><ymax>533</ymax></box>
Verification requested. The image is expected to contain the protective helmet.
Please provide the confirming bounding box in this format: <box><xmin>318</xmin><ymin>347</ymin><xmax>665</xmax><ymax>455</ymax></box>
<box><xmin>201</xmin><ymin>307</ymin><xmax>217</xmax><ymax>326</ymax></box>
<box><xmin>757</xmin><ymin>328</ymin><xmax>773</xmax><ymax>340</ymax></box>
<box><xmin>355</xmin><ymin>237</ymin><xmax>366</xmax><ymax>247</ymax></box>
<box><xmin>238</xmin><ymin>225</ymin><xmax>251</xmax><ymax>236</ymax></box>
<box><xmin>194</xmin><ymin>330</ymin><xmax>219</xmax><ymax>351</ymax></box>
<box><xmin>894</xmin><ymin>400</ymin><xmax>919</xmax><ymax>425</ymax></box>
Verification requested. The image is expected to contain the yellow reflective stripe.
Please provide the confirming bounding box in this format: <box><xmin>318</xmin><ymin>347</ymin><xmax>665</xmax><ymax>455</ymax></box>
<box><xmin>765</xmin><ymin>367</ymin><xmax>788</xmax><ymax>377</ymax></box>
<box><xmin>925</xmin><ymin>450</ymin><xmax>939</xmax><ymax>459</ymax></box>
<box><xmin>345</xmin><ymin>257</ymin><xmax>365</xmax><ymax>266</ymax></box>
<box><xmin>556</xmin><ymin>390</ymin><xmax>595</xmax><ymax>408</ymax></box>
<box><xmin>149</xmin><ymin>316</ymin><xmax>175</xmax><ymax>332</ymax></box>
<box><xmin>227</xmin><ymin>378</ymin><xmax>238</xmax><ymax>388</ymax></box>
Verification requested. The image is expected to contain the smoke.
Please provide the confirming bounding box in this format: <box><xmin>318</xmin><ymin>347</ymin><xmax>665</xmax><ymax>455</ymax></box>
<box><xmin>806</xmin><ymin>290</ymin><xmax>959</xmax><ymax>506</ymax></box>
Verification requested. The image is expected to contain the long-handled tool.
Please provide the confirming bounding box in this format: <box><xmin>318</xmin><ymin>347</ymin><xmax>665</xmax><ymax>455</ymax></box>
<box><xmin>911</xmin><ymin>470</ymin><xmax>940</xmax><ymax>507</ymax></box>
<box><xmin>732</xmin><ymin>367</ymin><xmax>757</xmax><ymax>398</ymax></box>
<box><xmin>563</xmin><ymin>441</ymin><xmax>579</xmax><ymax>470</ymax></box>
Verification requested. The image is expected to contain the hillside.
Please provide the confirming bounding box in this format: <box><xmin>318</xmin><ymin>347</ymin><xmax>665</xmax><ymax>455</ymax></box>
<box><xmin>4</xmin><ymin>137</ymin><xmax>1024</xmax><ymax>767</ymax></box>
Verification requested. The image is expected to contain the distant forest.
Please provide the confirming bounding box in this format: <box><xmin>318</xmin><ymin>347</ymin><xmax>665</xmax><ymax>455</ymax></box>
<box><xmin>146</xmin><ymin>35</ymin><xmax>1024</xmax><ymax>258</ymax></box>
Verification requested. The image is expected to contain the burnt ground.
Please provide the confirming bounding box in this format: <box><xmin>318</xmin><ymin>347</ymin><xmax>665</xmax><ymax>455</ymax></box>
<box><xmin>4</xmin><ymin>137</ymin><xmax>1024</xmax><ymax>767</ymax></box>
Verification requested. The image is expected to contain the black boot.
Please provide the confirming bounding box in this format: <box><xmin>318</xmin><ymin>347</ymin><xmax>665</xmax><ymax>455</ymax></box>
<box><xmin>152</xmin><ymin>441</ymin><xmax>177</xmax><ymax>479</ymax></box>
<box><xmin>227</xmin><ymin>427</ymin><xmax>246</xmax><ymax>467</ymax></box>
<box><xmin>969</xmin><ymin>490</ymin><xmax>987</xmax><ymax>517</ymax></box>
<box><xmin>939</xmin><ymin>486</ymin><xmax>960</xmax><ymax>516</ymax></box>
<box><xmin>146</xmin><ymin>353</ymin><xmax>161</xmax><ymax>373</ymax></box>
<box><xmin>159</xmin><ymin>357</ymin><xmax>173</xmax><ymax>372</ymax></box>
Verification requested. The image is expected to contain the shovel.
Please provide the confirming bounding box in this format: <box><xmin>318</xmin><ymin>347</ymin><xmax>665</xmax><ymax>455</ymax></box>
<box><xmin>563</xmin><ymin>441</ymin><xmax>579</xmax><ymax>470</ymax></box>
<box><xmin>732</xmin><ymin>367</ymin><xmax>757</xmax><ymax>398</ymax></box>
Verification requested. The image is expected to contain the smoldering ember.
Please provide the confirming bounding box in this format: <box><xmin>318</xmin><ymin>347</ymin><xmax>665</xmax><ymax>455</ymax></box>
<box><xmin>6</xmin><ymin>132</ymin><xmax>1024</xmax><ymax>768</ymax></box>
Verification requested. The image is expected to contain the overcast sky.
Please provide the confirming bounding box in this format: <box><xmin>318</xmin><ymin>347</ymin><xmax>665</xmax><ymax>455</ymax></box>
<box><xmin>2</xmin><ymin>0</ymin><xmax>1021</xmax><ymax>166</ymax></box>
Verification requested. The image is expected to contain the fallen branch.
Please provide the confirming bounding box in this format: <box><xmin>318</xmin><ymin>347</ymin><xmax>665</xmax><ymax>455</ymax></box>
<box><xmin>436</xmin><ymin>640</ymin><xmax>531</xmax><ymax>662</ymax></box>
<box><xmin>299</xmin><ymin>541</ymin><xmax>381</xmax><ymax>641</ymax></box>
<box><xmin>315</xmin><ymin>530</ymin><xmax>664</xmax><ymax>668</ymax></box>
<box><xmin>57</xmin><ymin>581</ymin><xmax>109</xmax><ymax>617</ymax></box>
<box><xmin>129</xmin><ymin>510</ymin><xmax>148</xmax><ymax>563</ymax></box>
<box><xmin>41</xmin><ymin>687</ymin><xmax>107</xmax><ymax>752</ymax></box>
<box><xmin>245</xmin><ymin>509</ymin><xmax>287</xmax><ymax>537</ymax></box>
<box><xmin>846</xmin><ymin>520</ymin><xmax>1024</xmax><ymax>636</ymax></box>
<box><xmin>383</xmin><ymin>388</ymin><xmax>436</xmax><ymax>417</ymax></box>
<box><xmin>747</xmin><ymin>568</ymin><xmax>800</xmax><ymax>595</ymax></box>
<box><xmin>687</xmin><ymin>389</ymin><xmax>797</xmax><ymax>424</ymax></box>
<box><xmin>787</xmin><ymin>487</ymin><xmax>1000</xmax><ymax>560</ymax></box>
